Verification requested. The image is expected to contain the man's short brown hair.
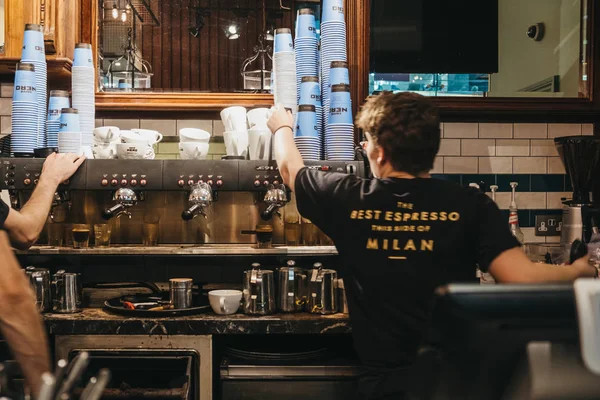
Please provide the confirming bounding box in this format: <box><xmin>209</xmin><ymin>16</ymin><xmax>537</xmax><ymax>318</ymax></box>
<box><xmin>356</xmin><ymin>92</ymin><xmax>441</xmax><ymax>176</ymax></box>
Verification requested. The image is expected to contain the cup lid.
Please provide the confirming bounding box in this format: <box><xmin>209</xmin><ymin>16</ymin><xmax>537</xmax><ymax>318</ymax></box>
<box><xmin>331</xmin><ymin>61</ymin><xmax>349</xmax><ymax>69</ymax></box>
<box><xmin>50</xmin><ymin>90</ymin><xmax>69</xmax><ymax>98</ymax></box>
<box><xmin>25</xmin><ymin>24</ymin><xmax>43</xmax><ymax>32</ymax></box>
<box><xmin>298</xmin><ymin>104</ymin><xmax>316</xmax><ymax>112</ymax></box>
<box><xmin>331</xmin><ymin>84</ymin><xmax>351</xmax><ymax>92</ymax></box>
<box><xmin>61</xmin><ymin>108</ymin><xmax>79</xmax><ymax>114</ymax></box>
<box><xmin>275</xmin><ymin>28</ymin><xmax>292</xmax><ymax>35</ymax></box>
<box><xmin>298</xmin><ymin>8</ymin><xmax>315</xmax><ymax>15</ymax></box>
<box><xmin>16</xmin><ymin>62</ymin><xmax>35</xmax><ymax>72</ymax></box>
<box><xmin>75</xmin><ymin>43</ymin><xmax>92</xmax><ymax>49</ymax></box>
<box><xmin>301</xmin><ymin>76</ymin><xmax>319</xmax><ymax>83</ymax></box>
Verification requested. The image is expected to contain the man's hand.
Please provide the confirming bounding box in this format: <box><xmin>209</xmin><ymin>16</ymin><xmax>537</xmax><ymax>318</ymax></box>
<box><xmin>572</xmin><ymin>255</ymin><xmax>598</xmax><ymax>278</ymax></box>
<box><xmin>267</xmin><ymin>105</ymin><xmax>294</xmax><ymax>134</ymax></box>
<box><xmin>40</xmin><ymin>153</ymin><xmax>85</xmax><ymax>186</ymax></box>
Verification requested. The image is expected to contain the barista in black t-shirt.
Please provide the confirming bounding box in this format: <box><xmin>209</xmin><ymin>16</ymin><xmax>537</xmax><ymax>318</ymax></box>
<box><xmin>267</xmin><ymin>93</ymin><xmax>596</xmax><ymax>400</ymax></box>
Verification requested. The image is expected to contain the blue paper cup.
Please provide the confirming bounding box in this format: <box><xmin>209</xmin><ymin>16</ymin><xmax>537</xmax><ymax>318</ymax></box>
<box><xmin>296</xmin><ymin>105</ymin><xmax>319</xmax><ymax>137</ymax></box>
<box><xmin>59</xmin><ymin>109</ymin><xmax>81</xmax><ymax>133</ymax></box>
<box><xmin>296</xmin><ymin>10</ymin><xmax>317</xmax><ymax>39</ymax></box>
<box><xmin>13</xmin><ymin>64</ymin><xmax>37</xmax><ymax>103</ymax></box>
<box><xmin>73</xmin><ymin>44</ymin><xmax>93</xmax><ymax>67</ymax></box>
<box><xmin>21</xmin><ymin>25</ymin><xmax>45</xmax><ymax>62</ymax></box>
<box><xmin>329</xmin><ymin>84</ymin><xmax>352</xmax><ymax>104</ymax></box>
<box><xmin>322</xmin><ymin>0</ymin><xmax>345</xmax><ymax>22</ymax></box>
<box><xmin>48</xmin><ymin>91</ymin><xmax>70</xmax><ymax>121</ymax></box>
<box><xmin>300</xmin><ymin>78</ymin><xmax>321</xmax><ymax>105</ymax></box>
<box><xmin>329</xmin><ymin>62</ymin><xmax>350</xmax><ymax>86</ymax></box>
<box><xmin>274</xmin><ymin>28</ymin><xmax>294</xmax><ymax>53</ymax></box>
<box><xmin>328</xmin><ymin>98</ymin><xmax>353</xmax><ymax>125</ymax></box>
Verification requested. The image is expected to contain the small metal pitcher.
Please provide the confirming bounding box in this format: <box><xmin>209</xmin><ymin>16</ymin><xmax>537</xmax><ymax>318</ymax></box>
<box><xmin>307</xmin><ymin>263</ymin><xmax>338</xmax><ymax>315</ymax></box>
<box><xmin>243</xmin><ymin>263</ymin><xmax>275</xmax><ymax>315</ymax></box>
<box><xmin>276</xmin><ymin>260</ymin><xmax>307</xmax><ymax>312</ymax></box>
<box><xmin>24</xmin><ymin>267</ymin><xmax>51</xmax><ymax>313</ymax></box>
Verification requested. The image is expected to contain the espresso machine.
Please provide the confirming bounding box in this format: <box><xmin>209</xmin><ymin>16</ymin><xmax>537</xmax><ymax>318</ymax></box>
<box><xmin>555</xmin><ymin>136</ymin><xmax>600</xmax><ymax>247</ymax></box>
<box><xmin>0</xmin><ymin>159</ymin><xmax>364</xmax><ymax>245</ymax></box>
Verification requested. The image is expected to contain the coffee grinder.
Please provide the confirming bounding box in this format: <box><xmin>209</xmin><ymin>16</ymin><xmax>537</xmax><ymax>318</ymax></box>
<box><xmin>554</xmin><ymin>136</ymin><xmax>600</xmax><ymax>247</ymax></box>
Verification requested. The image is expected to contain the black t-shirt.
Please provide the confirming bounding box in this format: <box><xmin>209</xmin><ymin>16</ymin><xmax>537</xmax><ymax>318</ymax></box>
<box><xmin>295</xmin><ymin>167</ymin><xmax>519</xmax><ymax>368</ymax></box>
<box><xmin>0</xmin><ymin>199</ymin><xmax>8</xmax><ymax>228</ymax></box>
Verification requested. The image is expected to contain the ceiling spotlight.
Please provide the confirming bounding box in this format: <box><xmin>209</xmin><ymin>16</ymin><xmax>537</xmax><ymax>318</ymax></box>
<box><xmin>112</xmin><ymin>3</ymin><xmax>118</xmax><ymax>19</ymax></box>
<box><xmin>121</xmin><ymin>10</ymin><xmax>127</xmax><ymax>22</ymax></box>
<box><xmin>226</xmin><ymin>24</ymin><xmax>240</xmax><ymax>40</ymax></box>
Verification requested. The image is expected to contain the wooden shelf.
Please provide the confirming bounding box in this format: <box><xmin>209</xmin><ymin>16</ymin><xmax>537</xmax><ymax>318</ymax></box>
<box><xmin>0</xmin><ymin>57</ymin><xmax>73</xmax><ymax>87</ymax></box>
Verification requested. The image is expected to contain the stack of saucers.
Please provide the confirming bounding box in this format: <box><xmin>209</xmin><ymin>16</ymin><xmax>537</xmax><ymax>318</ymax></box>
<box><xmin>46</xmin><ymin>90</ymin><xmax>70</xmax><ymax>149</ymax></box>
<box><xmin>294</xmin><ymin>105</ymin><xmax>320</xmax><ymax>161</ymax></box>
<box><xmin>325</xmin><ymin>84</ymin><xmax>354</xmax><ymax>161</ymax></box>
<box><xmin>299</xmin><ymin>76</ymin><xmax>323</xmax><ymax>159</ymax></box>
<box><xmin>20</xmin><ymin>24</ymin><xmax>47</xmax><ymax>149</ymax></box>
<box><xmin>273</xmin><ymin>28</ymin><xmax>297</xmax><ymax>115</ymax></box>
<box><xmin>294</xmin><ymin>9</ymin><xmax>319</xmax><ymax>101</ymax></box>
<box><xmin>320</xmin><ymin>0</ymin><xmax>348</xmax><ymax>132</ymax></box>
<box><xmin>58</xmin><ymin>108</ymin><xmax>82</xmax><ymax>154</ymax></box>
<box><xmin>71</xmin><ymin>43</ymin><xmax>95</xmax><ymax>156</ymax></box>
<box><xmin>11</xmin><ymin>63</ymin><xmax>38</xmax><ymax>156</ymax></box>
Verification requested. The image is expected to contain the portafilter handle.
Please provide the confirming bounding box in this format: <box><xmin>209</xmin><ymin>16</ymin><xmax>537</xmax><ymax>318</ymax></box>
<box><xmin>102</xmin><ymin>203</ymin><xmax>131</xmax><ymax>220</ymax></box>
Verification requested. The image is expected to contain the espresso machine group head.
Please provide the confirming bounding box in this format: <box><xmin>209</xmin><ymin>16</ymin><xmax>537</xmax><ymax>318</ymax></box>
<box><xmin>554</xmin><ymin>136</ymin><xmax>600</xmax><ymax>246</ymax></box>
<box><xmin>182</xmin><ymin>182</ymin><xmax>213</xmax><ymax>221</ymax></box>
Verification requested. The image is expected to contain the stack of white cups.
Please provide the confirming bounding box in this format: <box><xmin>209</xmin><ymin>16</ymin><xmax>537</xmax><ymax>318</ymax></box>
<box><xmin>221</xmin><ymin>106</ymin><xmax>249</xmax><ymax>159</ymax></box>
<box><xmin>179</xmin><ymin>128</ymin><xmax>210</xmax><ymax>160</ymax></box>
<box><xmin>71</xmin><ymin>43</ymin><xmax>95</xmax><ymax>157</ymax></box>
<box><xmin>20</xmin><ymin>24</ymin><xmax>47</xmax><ymax>149</ymax></box>
<box><xmin>92</xmin><ymin>126</ymin><xmax>120</xmax><ymax>159</ymax></box>
<box><xmin>247</xmin><ymin>108</ymin><xmax>271</xmax><ymax>161</ymax></box>
<box><xmin>58</xmin><ymin>108</ymin><xmax>82</xmax><ymax>154</ymax></box>
<box><xmin>273</xmin><ymin>28</ymin><xmax>298</xmax><ymax>116</ymax></box>
<box><xmin>47</xmin><ymin>90</ymin><xmax>70</xmax><ymax>149</ymax></box>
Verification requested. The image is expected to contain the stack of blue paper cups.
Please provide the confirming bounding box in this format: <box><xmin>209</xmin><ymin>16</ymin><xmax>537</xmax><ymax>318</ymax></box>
<box><xmin>295</xmin><ymin>9</ymin><xmax>319</xmax><ymax>101</ymax></box>
<box><xmin>294</xmin><ymin>105</ymin><xmax>320</xmax><ymax>161</ymax></box>
<box><xmin>11</xmin><ymin>63</ymin><xmax>38</xmax><ymax>156</ymax></box>
<box><xmin>273</xmin><ymin>28</ymin><xmax>297</xmax><ymax>115</ymax></box>
<box><xmin>326</xmin><ymin>84</ymin><xmax>354</xmax><ymax>161</ymax></box>
<box><xmin>47</xmin><ymin>90</ymin><xmax>71</xmax><ymax>148</ymax></box>
<box><xmin>299</xmin><ymin>76</ymin><xmax>323</xmax><ymax>159</ymax></box>
<box><xmin>58</xmin><ymin>108</ymin><xmax>82</xmax><ymax>154</ymax></box>
<box><xmin>320</xmin><ymin>0</ymin><xmax>347</xmax><ymax>133</ymax></box>
<box><xmin>72</xmin><ymin>43</ymin><xmax>95</xmax><ymax>155</ymax></box>
<box><xmin>21</xmin><ymin>24</ymin><xmax>47</xmax><ymax>149</ymax></box>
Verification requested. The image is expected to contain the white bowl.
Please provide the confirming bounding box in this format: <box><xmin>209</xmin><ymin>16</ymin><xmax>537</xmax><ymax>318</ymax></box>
<box><xmin>179</xmin><ymin>128</ymin><xmax>211</xmax><ymax>143</ymax></box>
<box><xmin>93</xmin><ymin>126</ymin><xmax>120</xmax><ymax>142</ymax></box>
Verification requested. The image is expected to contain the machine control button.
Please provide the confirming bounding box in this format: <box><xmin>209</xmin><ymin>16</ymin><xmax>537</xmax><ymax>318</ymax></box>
<box><xmin>7</xmin><ymin>172</ymin><xmax>15</xmax><ymax>178</ymax></box>
<box><xmin>101</xmin><ymin>179</ymin><xmax>109</xmax><ymax>186</ymax></box>
<box><xmin>111</xmin><ymin>179</ymin><xmax>118</xmax><ymax>186</ymax></box>
<box><xmin>120</xmin><ymin>179</ymin><xmax>128</xmax><ymax>186</ymax></box>
<box><xmin>273</xmin><ymin>180</ymin><xmax>280</xmax><ymax>185</ymax></box>
<box><xmin>33</xmin><ymin>179</ymin><xmax>38</xmax><ymax>185</ymax></box>
<box><xmin>263</xmin><ymin>180</ymin><xmax>270</xmax><ymax>187</ymax></box>
<box><xmin>187</xmin><ymin>179</ymin><xmax>195</xmax><ymax>186</ymax></box>
<box><xmin>130</xmin><ymin>179</ymin><xmax>138</xmax><ymax>187</ymax></box>
<box><xmin>253</xmin><ymin>180</ymin><xmax>261</xmax><ymax>187</ymax></box>
<box><xmin>177</xmin><ymin>179</ymin><xmax>185</xmax><ymax>187</ymax></box>
<box><xmin>23</xmin><ymin>178</ymin><xmax>31</xmax><ymax>186</ymax></box>
<box><xmin>216</xmin><ymin>179</ymin><xmax>223</xmax><ymax>187</ymax></box>
<box><xmin>7</xmin><ymin>179</ymin><xmax>14</xmax><ymax>186</ymax></box>
<box><xmin>198</xmin><ymin>180</ymin><xmax>204</xmax><ymax>185</ymax></box>
<box><xmin>207</xmin><ymin>180</ymin><xmax>214</xmax><ymax>186</ymax></box>
<box><xmin>139</xmin><ymin>179</ymin><xmax>147</xmax><ymax>187</ymax></box>
<box><xmin>8</xmin><ymin>164</ymin><xmax>15</xmax><ymax>170</ymax></box>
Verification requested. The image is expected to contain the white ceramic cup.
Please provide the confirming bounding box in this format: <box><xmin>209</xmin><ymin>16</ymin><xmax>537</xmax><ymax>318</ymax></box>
<box><xmin>208</xmin><ymin>290</ymin><xmax>242</xmax><ymax>315</ymax></box>
<box><xmin>220</xmin><ymin>106</ymin><xmax>248</xmax><ymax>132</ymax></box>
<box><xmin>92</xmin><ymin>142</ymin><xmax>117</xmax><ymax>159</ymax></box>
<box><xmin>93</xmin><ymin>126</ymin><xmax>120</xmax><ymax>142</ymax></box>
<box><xmin>179</xmin><ymin>142</ymin><xmax>209</xmax><ymax>160</ymax></box>
<box><xmin>116</xmin><ymin>143</ymin><xmax>153</xmax><ymax>160</ymax></box>
<box><xmin>223</xmin><ymin>130</ymin><xmax>249</xmax><ymax>158</ymax></box>
<box><xmin>247</xmin><ymin>108</ymin><xmax>270</xmax><ymax>129</ymax></box>
<box><xmin>179</xmin><ymin>128</ymin><xmax>211</xmax><ymax>143</ymax></box>
<box><xmin>131</xmin><ymin>129</ymin><xmax>163</xmax><ymax>144</ymax></box>
<box><xmin>248</xmin><ymin>128</ymin><xmax>272</xmax><ymax>160</ymax></box>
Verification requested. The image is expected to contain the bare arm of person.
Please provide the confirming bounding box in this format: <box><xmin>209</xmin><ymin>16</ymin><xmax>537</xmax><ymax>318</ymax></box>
<box><xmin>0</xmin><ymin>231</ymin><xmax>51</xmax><ymax>397</ymax></box>
<box><xmin>3</xmin><ymin>153</ymin><xmax>84</xmax><ymax>249</ymax></box>
<box><xmin>268</xmin><ymin>105</ymin><xmax>305</xmax><ymax>192</ymax></box>
<box><xmin>488</xmin><ymin>247</ymin><xmax>597</xmax><ymax>283</ymax></box>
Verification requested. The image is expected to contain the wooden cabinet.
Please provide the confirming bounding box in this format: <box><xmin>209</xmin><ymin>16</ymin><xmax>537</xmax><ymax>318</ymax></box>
<box><xmin>0</xmin><ymin>0</ymin><xmax>80</xmax><ymax>80</ymax></box>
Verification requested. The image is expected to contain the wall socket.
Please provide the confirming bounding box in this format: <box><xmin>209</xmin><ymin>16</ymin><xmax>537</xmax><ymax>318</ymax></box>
<box><xmin>535</xmin><ymin>214</ymin><xmax>563</xmax><ymax>237</ymax></box>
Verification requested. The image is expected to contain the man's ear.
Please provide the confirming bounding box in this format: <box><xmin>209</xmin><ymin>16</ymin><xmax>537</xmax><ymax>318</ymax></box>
<box><xmin>376</xmin><ymin>145</ymin><xmax>387</xmax><ymax>166</ymax></box>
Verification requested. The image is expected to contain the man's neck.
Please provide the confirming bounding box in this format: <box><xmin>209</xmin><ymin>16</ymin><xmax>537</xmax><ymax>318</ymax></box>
<box><xmin>379</xmin><ymin>170</ymin><xmax>431</xmax><ymax>179</ymax></box>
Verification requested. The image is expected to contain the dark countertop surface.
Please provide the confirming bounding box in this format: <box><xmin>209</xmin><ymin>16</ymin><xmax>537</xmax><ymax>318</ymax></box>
<box><xmin>44</xmin><ymin>308</ymin><xmax>351</xmax><ymax>335</ymax></box>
